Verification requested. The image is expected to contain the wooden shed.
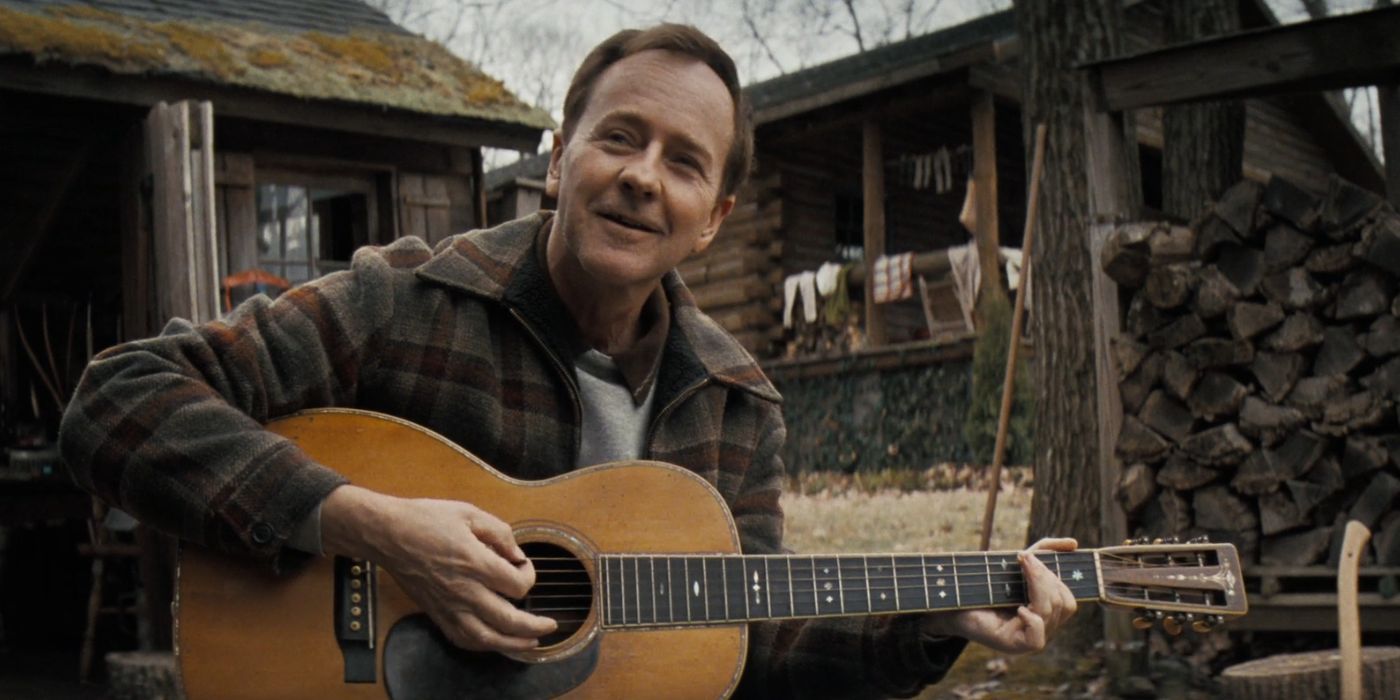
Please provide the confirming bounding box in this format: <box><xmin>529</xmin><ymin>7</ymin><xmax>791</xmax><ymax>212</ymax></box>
<box><xmin>0</xmin><ymin>0</ymin><xmax>549</xmax><ymax>683</ymax></box>
<box><xmin>684</xmin><ymin>0</ymin><xmax>1384</xmax><ymax>364</ymax></box>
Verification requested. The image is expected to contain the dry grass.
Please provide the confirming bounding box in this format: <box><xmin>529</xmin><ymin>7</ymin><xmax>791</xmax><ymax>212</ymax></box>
<box><xmin>781</xmin><ymin>485</ymin><xmax>1033</xmax><ymax>554</ymax></box>
<box><xmin>781</xmin><ymin>483</ymin><xmax>1105</xmax><ymax>699</ymax></box>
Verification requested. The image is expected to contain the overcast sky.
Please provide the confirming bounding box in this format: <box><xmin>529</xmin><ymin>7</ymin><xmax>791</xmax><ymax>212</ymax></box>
<box><xmin>372</xmin><ymin>0</ymin><xmax>1385</xmax><ymax>166</ymax></box>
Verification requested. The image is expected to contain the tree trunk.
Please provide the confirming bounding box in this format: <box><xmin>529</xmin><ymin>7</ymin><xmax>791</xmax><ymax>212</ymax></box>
<box><xmin>1162</xmin><ymin>0</ymin><xmax>1245</xmax><ymax>220</ymax></box>
<box><xmin>1015</xmin><ymin>0</ymin><xmax>1142</xmax><ymax>656</ymax></box>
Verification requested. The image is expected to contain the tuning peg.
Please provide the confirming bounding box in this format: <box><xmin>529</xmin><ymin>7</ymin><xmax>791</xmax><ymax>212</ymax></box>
<box><xmin>1132</xmin><ymin>615</ymin><xmax>1154</xmax><ymax>630</ymax></box>
<box><xmin>1123</xmin><ymin>538</ymin><xmax>1134</xmax><ymax>546</ymax></box>
<box><xmin>1165</xmin><ymin>536</ymin><xmax>1180</xmax><ymax>544</ymax></box>
<box><xmin>1192</xmin><ymin>618</ymin><xmax>1213</xmax><ymax>633</ymax></box>
<box><xmin>1189</xmin><ymin>535</ymin><xmax>1210</xmax><ymax>544</ymax></box>
<box><xmin>1162</xmin><ymin>615</ymin><xmax>1184</xmax><ymax>636</ymax></box>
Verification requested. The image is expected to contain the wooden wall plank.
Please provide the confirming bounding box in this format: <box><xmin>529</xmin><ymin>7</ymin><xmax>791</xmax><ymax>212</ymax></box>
<box><xmin>863</xmin><ymin>120</ymin><xmax>888</xmax><ymax>347</ymax></box>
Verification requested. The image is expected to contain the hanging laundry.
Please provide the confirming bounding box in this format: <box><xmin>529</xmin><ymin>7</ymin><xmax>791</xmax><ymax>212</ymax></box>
<box><xmin>945</xmin><ymin>242</ymin><xmax>980</xmax><ymax>322</ymax></box>
<box><xmin>872</xmin><ymin>252</ymin><xmax>914</xmax><ymax>303</ymax></box>
<box><xmin>816</xmin><ymin>262</ymin><xmax>843</xmax><ymax>297</ymax></box>
<box><xmin>936</xmin><ymin>148</ymin><xmax>954</xmax><ymax>194</ymax></box>
<box><xmin>782</xmin><ymin>270</ymin><xmax>820</xmax><ymax>328</ymax></box>
<box><xmin>823</xmin><ymin>264</ymin><xmax>853</xmax><ymax>325</ymax></box>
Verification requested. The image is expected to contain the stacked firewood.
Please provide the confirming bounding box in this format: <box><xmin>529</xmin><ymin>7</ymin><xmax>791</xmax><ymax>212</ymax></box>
<box><xmin>1104</xmin><ymin>176</ymin><xmax>1400</xmax><ymax>567</ymax></box>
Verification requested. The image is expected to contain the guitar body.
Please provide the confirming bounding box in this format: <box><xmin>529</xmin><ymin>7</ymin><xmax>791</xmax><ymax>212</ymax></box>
<box><xmin>176</xmin><ymin>409</ymin><xmax>748</xmax><ymax>699</ymax></box>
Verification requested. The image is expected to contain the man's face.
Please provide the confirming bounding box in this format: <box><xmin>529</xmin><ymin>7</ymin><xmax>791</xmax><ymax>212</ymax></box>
<box><xmin>546</xmin><ymin>50</ymin><xmax>736</xmax><ymax>293</ymax></box>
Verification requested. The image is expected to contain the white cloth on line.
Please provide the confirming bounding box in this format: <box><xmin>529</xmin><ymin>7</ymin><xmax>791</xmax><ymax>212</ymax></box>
<box><xmin>945</xmin><ymin>242</ymin><xmax>979</xmax><ymax>322</ymax></box>
<box><xmin>798</xmin><ymin>270</ymin><xmax>818</xmax><ymax>323</ymax></box>
<box><xmin>783</xmin><ymin>274</ymin><xmax>800</xmax><ymax>328</ymax></box>
<box><xmin>816</xmin><ymin>262</ymin><xmax>842</xmax><ymax>297</ymax></box>
<box><xmin>783</xmin><ymin>271</ymin><xmax>819</xmax><ymax>327</ymax></box>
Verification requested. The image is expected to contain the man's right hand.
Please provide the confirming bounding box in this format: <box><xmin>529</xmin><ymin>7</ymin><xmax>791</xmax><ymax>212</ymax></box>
<box><xmin>320</xmin><ymin>485</ymin><xmax>558</xmax><ymax>652</ymax></box>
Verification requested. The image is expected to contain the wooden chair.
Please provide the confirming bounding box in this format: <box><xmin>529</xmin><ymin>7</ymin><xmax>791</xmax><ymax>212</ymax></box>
<box><xmin>78</xmin><ymin>498</ymin><xmax>146</xmax><ymax>682</ymax></box>
<box><xmin>917</xmin><ymin>275</ymin><xmax>975</xmax><ymax>342</ymax></box>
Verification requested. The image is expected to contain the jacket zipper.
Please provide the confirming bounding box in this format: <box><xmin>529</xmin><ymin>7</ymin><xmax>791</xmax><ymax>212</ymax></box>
<box><xmin>508</xmin><ymin>308</ymin><xmax>584</xmax><ymax>460</ymax></box>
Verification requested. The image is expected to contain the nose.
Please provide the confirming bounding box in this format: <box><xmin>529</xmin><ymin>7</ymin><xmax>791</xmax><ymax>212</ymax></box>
<box><xmin>618</xmin><ymin>148</ymin><xmax>661</xmax><ymax>199</ymax></box>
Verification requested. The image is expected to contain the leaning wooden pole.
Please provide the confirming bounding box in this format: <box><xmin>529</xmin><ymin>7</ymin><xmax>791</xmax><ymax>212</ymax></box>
<box><xmin>979</xmin><ymin>124</ymin><xmax>1047</xmax><ymax>551</ymax></box>
<box><xmin>1340</xmin><ymin>520</ymin><xmax>1371</xmax><ymax>700</ymax></box>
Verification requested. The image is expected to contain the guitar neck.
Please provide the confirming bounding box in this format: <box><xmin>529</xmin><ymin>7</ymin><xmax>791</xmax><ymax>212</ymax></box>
<box><xmin>598</xmin><ymin>550</ymin><xmax>1101</xmax><ymax>628</ymax></box>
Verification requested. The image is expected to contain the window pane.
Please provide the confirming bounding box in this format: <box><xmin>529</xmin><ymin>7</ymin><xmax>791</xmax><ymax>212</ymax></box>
<box><xmin>256</xmin><ymin>184</ymin><xmax>281</xmax><ymax>258</ymax></box>
<box><xmin>284</xmin><ymin>186</ymin><xmax>309</xmax><ymax>262</ymax></box>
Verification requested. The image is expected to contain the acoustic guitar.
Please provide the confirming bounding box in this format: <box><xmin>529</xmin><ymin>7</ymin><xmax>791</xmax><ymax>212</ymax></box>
<box><xmin>175</xmin><ymin>409</ymin><xmax>1247</xmax><ymax>699</ymax></box>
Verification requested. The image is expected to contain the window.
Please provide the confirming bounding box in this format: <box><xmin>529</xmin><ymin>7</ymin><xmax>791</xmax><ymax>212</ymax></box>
<box><xmin>255</xmin><ymin>175</ymin><xmax>375</xmax><ymax>284</ymax></box>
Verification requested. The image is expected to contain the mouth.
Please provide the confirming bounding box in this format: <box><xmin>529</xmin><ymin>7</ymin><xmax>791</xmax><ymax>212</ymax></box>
<box><xmin>596</xmin><ymin>209</ymin><xmax>662</xmax><ymax>234</ymax></box>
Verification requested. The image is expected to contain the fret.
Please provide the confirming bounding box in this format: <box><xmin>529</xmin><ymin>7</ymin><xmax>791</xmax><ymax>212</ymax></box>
<box><xmin>786</xmin><ymin>558</ymin><xmax>796</xmax><ymax>618</ymax></box>
<box><xmin>812</xmin><ymin>556</ymin><xmax>840</xmax><ymax>614</ymax></box>
<box><xmin>723</xmin><ymin>557</ymin><xmax>743</xmax><ymax>622</ymax></box>
<box><xmin>862</xmin><ymin>557</ymin><xmax>874</xmax><ymax>611</ymax></box>
<box><xmin>869</xmin><ymin>555</ymin><xmax>898</xmax><ymax>613</ymax></box>
<box><xmin>924</xmin><ymin>555</ymin><xmax>958</xmax><ymax>608</ymax></box>
<box><xmin>648</xmin><ymin>556</ymin><xmax>661</xmax><ymax>624</ymax></box>
<box><xmin>686</xmin><ymin>556</ymin><xmax>707</xmax><ymax>622</ymax></box>
<box><xmin>744</xmin><ymin>558</ymin><xmax>771</xmax><ymax>620</ymax></box>
<box><xmin>895</xmin><ymin>555</ymin><xmax>928</xmax><ymax>612</ymax></box>
<box><xmin>624</xmin><ymin>557</ymin><xmax>641</xmax><ymax>624</ymax></box>
<box><xmin>673</xmin><ymin>557</ymin><xmax>691</xmax><ymax>623</ymax></box>
<box><xmin>952</xmin><ymin>554</ymin><xmax>990</xmax><ymax>607</ymax></box>
<box><xmin>605</xmin><ymin>556</ymin><xmax>622</xmax><ymax>626</ymax></box>
<box><xmin>836</xmin><ymin>557</ymin><xmax>866</xmax><ymax>614</ymax></box>
<box><xmin>637</xmin><ymin>557</ymin><xmax>654</xmax><ymax>623</ymax></box>
<box><xmin>768</xmin><ymin>556</ymin><xmax>792</xmax><ymax>619</ymax></box>
<box><xmin>789</xmin><ymin>556</ymin><xmax>816</xmax><ymax>617</ymax></box>
<box><xmin>989</xmin><ymin>552</ymin><xmax>1019</xmax><ymax>605</ymax></box>
<box><xmin>888</xmin><ymin>555</ymin><xmax>901</xmax><ymax>610</ymax></box>
<box><xmin>703</xmin><ymin>557</ymin><xmax>725</xmax><ymax>621</ymax></box>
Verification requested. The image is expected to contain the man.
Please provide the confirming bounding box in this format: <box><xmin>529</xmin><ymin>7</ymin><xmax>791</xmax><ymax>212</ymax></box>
<box><xmin>61</xmin><ymin>24</ymin><xmax>1076</xmax><ymax>698</ymax></box>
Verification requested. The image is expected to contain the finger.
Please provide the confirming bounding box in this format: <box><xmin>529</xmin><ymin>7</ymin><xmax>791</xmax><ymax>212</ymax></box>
<box><xmin>1027</xmin><ymin>537</ymin><xmax>1078</xmax><ymax>553</ymax></box>
<box><xmin>1016</xmin><ymin>606</ymin><xmax>1047</xmax><ymax>652</ymax></box>
<box><xmin>469</xmin><ymin>509</ymin><xmax>528</xmax><ymax>564</ymax></box>
<box><xmin>464</xmin><ymin>537</ymin><xmax>537</xmax><ymax>600</ymax></box>
<box><xmin>1056</xmin><ymin>577</ymin><xmax>1078</xmax><ymax>628</ymax></box>
<box><xmin>451</xmin><ymin>612</ymin><xmax>545</xmax><ymax>653</ymax></box>
<box><xmin>467</xmin><ymin>585</ymin><xmax>559</xmax><ymax>638</ymax></box>
<box><xmin>1018</xmin><ymin>551</ymin><xmax>1058</xmax><ymax>620</ymax></box>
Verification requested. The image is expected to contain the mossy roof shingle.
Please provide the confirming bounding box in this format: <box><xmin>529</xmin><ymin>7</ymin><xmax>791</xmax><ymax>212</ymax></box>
<box><xmin>0</xmin><ymin>0</ymin><xmax>554</xmax><ymax>130</ymax></box>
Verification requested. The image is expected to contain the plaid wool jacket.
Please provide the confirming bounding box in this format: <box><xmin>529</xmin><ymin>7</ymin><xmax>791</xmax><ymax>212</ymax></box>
<box><xmin>60</xmin><ymin>212</ymin><xmax>964</xmax><ymax>698</ymax></box>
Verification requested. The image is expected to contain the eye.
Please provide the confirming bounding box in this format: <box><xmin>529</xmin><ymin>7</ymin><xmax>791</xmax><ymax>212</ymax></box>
<box><xmin>606</xmin><ymin>130</ymin><xmax>633</xmax><ymax>146</ymax></box>
<box><xmin>672</xmin><ymin>154</ymin><xmax>702</xmax><ymax>173</ymax></box>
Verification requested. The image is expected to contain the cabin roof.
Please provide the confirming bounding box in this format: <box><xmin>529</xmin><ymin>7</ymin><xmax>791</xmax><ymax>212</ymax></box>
<box><xmin>0</xmin><ymin>0</ymin><xmax>555</xmax><ymax>131</ymax></box>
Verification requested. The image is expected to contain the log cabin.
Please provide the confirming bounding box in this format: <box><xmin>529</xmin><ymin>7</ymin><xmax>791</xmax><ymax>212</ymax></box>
<box><xmin>0</xmin><ymin>0</ymin><xmax>549</xmax><ymax>687</ymax></box>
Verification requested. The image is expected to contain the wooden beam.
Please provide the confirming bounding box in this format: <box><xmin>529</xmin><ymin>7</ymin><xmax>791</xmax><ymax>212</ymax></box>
<box><xmin>0</xmin><ymin>59</ymin><xmax>544</xmax><ymax>152</ymax></box>
<box><xmin>756</xmin><ymin>80</ymin><xmax>971</xmax><ymax>151</ymax></box>
<box><xmin>1088</xmin><ymin>5</ymin><xmax>1400</xmax><ymax>111</ymax></box>
<box><xmin>862</xmin><ymin>120</ymin><xmax>887</xmax><ymax>347</ymax></box>
<box><xmin>1381</xmin><ymin>83</ymin><xmax>1400</xmax><ymax>207</ymax></box>
<box><xmin>471</xmin><ymin>148</ymin><xmax>487</xmax><ymax>229</ymax></box>
<box><xmin>971</xmin><ymin>91</ymin><xmax>1003</xmax><ymax>303</ymax></box>
<box><xmin>1083</xmin><ymin>90</ymin><xmax>1140</xmax><ymax>685</ymax></box>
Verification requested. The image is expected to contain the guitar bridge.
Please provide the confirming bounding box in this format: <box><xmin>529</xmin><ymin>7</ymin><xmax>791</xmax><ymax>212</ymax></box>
<box><xmin>335</xmin><ymin>556</ymin><xmax>377</xmax><ymax>683</ymax></box>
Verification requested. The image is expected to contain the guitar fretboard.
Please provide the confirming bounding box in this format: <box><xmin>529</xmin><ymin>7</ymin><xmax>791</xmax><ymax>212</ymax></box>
<box><xmin>600</xmin><ymin>551</ymin><xmax>1099</xmax><ymax>628</ymax></box>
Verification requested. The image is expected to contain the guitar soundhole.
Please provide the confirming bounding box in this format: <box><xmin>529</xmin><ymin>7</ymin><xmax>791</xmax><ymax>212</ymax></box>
<box><xmin>519</xmin><ymin>542</ymin><xmax>591</xmax><ymax>648</ymax></box>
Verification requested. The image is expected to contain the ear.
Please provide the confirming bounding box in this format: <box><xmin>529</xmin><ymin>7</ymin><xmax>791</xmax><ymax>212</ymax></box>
<box><xmin>693</xmin><ymin>193</ymin><xmax>736</xmax><ymax>255</ymax></box>
<box><xmin>544</xmin><ymin>130</ymin><xmax>565</xmax><ymax>199</ymax></box>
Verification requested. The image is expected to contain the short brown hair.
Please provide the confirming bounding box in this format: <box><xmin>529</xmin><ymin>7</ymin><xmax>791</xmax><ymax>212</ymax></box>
<box><xmin>561</xmin><ymin>24</ymin><xmax>753</xmax><ymax>199</ymax></box>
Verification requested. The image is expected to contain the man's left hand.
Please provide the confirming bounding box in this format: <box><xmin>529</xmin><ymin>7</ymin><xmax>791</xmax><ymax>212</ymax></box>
<box><xmin>920</xmin><ymin>537</ymin><xmax>1079</xmax><ymax>654</ymax></box>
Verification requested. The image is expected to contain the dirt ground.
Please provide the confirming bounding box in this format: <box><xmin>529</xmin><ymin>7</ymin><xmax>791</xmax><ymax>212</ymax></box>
<box><xmin>781</xmin><ymin>477</ymin><xmax>1112</xmax><ymax>699</ymax></box>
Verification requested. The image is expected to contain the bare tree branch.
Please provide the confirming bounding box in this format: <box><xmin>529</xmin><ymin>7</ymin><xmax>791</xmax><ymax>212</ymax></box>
<box><xmin>741</xmin><ymin>0</ymin><xmax>788</xmax><ymax>74</ymax></box>
<box><xmin>841</xmin><ymin>0</ymin><xmax>867</xmax><ymax>51</ymax></box>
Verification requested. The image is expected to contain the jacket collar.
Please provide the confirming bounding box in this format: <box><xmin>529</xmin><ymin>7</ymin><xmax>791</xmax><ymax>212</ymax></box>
<box><xmin>415</xmin><ymin>213</ymin><xmax>780</xmax><ymax>404</ymax></box>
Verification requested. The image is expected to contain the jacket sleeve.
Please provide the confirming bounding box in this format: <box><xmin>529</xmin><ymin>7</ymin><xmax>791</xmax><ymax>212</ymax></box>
<box><xmin>731</xmin><ymin>401</ymin><xmax>967</xmax><ymax>699</ymax></box>
<box><xmin>58</xmin><ymin>244</ymin><xmax>406</xmax><ymax>571</ymax></box>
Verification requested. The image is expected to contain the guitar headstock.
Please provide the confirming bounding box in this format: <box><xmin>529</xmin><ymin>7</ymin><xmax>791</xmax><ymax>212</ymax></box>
<box><xmin>1096</xmin><ymin>536</ymin><xmax>1248</xmax><ymax>634</ymax></box>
